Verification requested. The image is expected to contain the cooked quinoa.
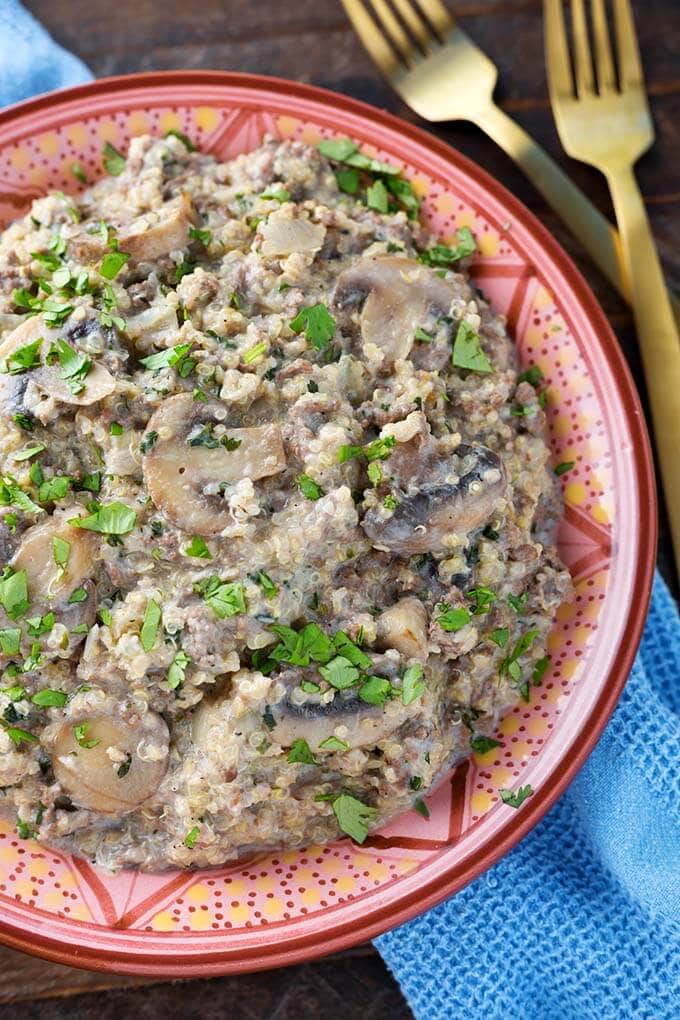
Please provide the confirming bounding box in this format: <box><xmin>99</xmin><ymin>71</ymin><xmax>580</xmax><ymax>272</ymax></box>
<box><xmin>0</xmin><ymin>133</ymin><xmax>571</xmax><ymax>870</ymax></box>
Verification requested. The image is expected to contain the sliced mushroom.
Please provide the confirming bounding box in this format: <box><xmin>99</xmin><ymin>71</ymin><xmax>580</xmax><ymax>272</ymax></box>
<box><xmin>269</xmin><ymin>686</ymin><xmax>410</xmax><ymax>752</ymax></box>
<box><xmin>334</xmin><ymin>256</ymin><xmax>457</xmax><ymax>368</ymax></box>
<box><xmin>121</xmin><ymin>193</ymin><xmax>197</xmax><ymax>262</ymax></box>
<box><xmin>260</xmin><ymin>210</ymin><xmax>326</xmax><ymax>257</ymax></box>
<box><xmin>0</xmin><ymin>315</ymin><xmax>115</xmax><ymax>407</ymax></box>
<box><xmin>53</xmin><ymin>712</ymin><xmax>169</xmax><ymax>814</ymax></box>
<box><xmin>376</xmin><ymin>597</ymin><xmax>429</xmax><ymax>661</ymax></box>
<box><xmin>363</xmin><ymin>444</ymin><xmax>506</xmax><ymax>555</ymax></box>
<box><xmin>125</xmin><ymin>295</ymin><xmax>179</xmax><ymax>349</ymax></box>
<box><xmin>142</xmin><ymin>393</ymin><xmax>287</xmax><ymax>536</ymax></box>
<box><xmin>11</xmin><ymin>511</ymin><xmax>99</xmax><ymax>603</ymax></box>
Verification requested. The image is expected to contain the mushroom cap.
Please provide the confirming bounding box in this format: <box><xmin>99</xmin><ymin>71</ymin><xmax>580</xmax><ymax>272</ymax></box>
<box><xmin>260</xmin><ymin>210</ymin><xmax>326</xmax><ymax>257</ymax></box>
<box><xmin>142</xmin><ymin>393</ymin><xmax>287</xmax><ymax>536</ymax></box>
<box><xmin>363</xmin><ymin>444</ymin><xmax>506</xmax><ymax>555</ymax></box>
<box><xmin>11</xmin><ymin>511</ymin><xmax>99</xmax><ymax>604</ymax></box>
<box><xmin>334</xmin><ymin>256</ymin><xmax>457</xmax><ymax>368</ymax></box>
<box><xmin>270</xmin><ymin>686</ymin><xmax>410</xmax><ymax>752</ymax></box>
<box><xmin>53</xmin><ymin>711</ymin><xmax>169</xmax><ymax>814</ymax></box>
<box><xmin>0</xmin><ymin>315</ymin><xmax>115</xmax><ymax>406</ymax></box>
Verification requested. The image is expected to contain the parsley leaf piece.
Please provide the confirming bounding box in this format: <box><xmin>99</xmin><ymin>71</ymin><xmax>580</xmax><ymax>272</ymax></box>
<box><xmin>337</xmin><ymin>434</ymin><xmax>396</xmax><ymax>464</ymax></box>
<box><xmin>359</xmin><ymin>675</ymin><xmax>391</xmax><ymax>705</ymax></box>
<box><xmin>335</xmin><ymin>167</ymin><xmax>360</xmax><ymax>194</ymax></box>
<box><xmin>80</xmin><ymin>471</ymin><xmax>101</xmax><ymax>494</ymax></box>
<box><xmin>12</xmin><ymin>413</ymin><xmax>33</xmax><ymax>431</ymax></box>
<box><xmin>200</xmin><ymin>577</ymin><xmax>247</xmax><ymax>619</ymax></box>
<box><xmin>71</xmin><ymin>162</ymin><xmax>87</xmax><ymax>184</ymax></box>
<box><xmin>70</xmin><ymin>501</ymin><xmax>137</xmax><ymax>536</ymax></box>
<box><xmin>319</xmin><ymin>735</ymin><xmax>350</xmax><ymax>752</ymax></box>
<box><xmin>117</xmin><ymin>753</ymin><xmax>132</xmax><ymax>778</ymax></box>
<box><xmin>242</xmin><ymin>341</ymin><xmax>268</xmax><ymax>364</ymax></box>
<box><xmin>255</xmin><ymin>571</ymin><xmax>278</xmax><ymax>598</ymax></box>
<box><xmin>332</xmin><ymin>793</ymin><xmax>377</xmax><ymax>844</ymax></box>
<box><xmin>165</xmin><ymin>129</ymin><xmax>196</xmax><ymax>151</ymax></box>
<box><xmin>140</xmin><ymin>430</ymin><xmax>158</xmax><ymax>455</ymax></box>
<box><xmin>189</xmin><ymin>225</ymin><xmax>212</xmax><ymax>246</ymax></box>
<box><xmin>39</xmin><ymin>476</ymin><xmax>72</xmax><ymax>502</ymax></box>
<box><xmin>298</xmin><ymin>473</ymin><xmax>324</xmax><ymax>501</ymax></box>
<box><xmin>12</xmin><ymin>443</ymin><xmax>45</xmax><ymax>462</ymax></box>
<box><xmin>140</xmin><ymin>599</ymin><xmax>161</xmax><ymax>652</ymax></box>
<box><xmin>517</xmin><ymin>365</ymin><xmax>544</xmax><ymax>387</ymax></box>
<box><xmin>507</xmin><ymin>592</ymin><xmax>529</xmax><ymax>614</ymax></box>
<box><xmin>32</xmin><ymin>688</ymin><xmax>68</xmax><ymax>708</ymax></box>
<box><xmin>184</xmin><ymin>825</ymin><xmax>200</xmax><ymax>849</ymax></box>
<box><xmin>268</xmin><ymin>622</ymin><xmax>335</xmax><ymax>667</ymax></box>
<box><xmin>499</xmin><ymin>785</ymin><xmax>533</xmax><ymax>809</ymax></box>
<box><xmin>261</xmin><ymin>188</ymin><xmax>291</xmax><ymax>202</ymax></box>
<box><xmin>49</xmin><ymin>338</ymin><xmax>92</xmax><ymax>394</ymax></box>
<box><xmin>554</xmin><ymin>461</ymin><xmax>575</xmax><ymax>476</ymax></box>
<box><xmin>287</xmin><ymin>738</ymin><xmax>318</xmax><ymax>764</ymax></box>
<box><xmin>52</xmin><ymin>536</ymin><xmax>70</xmax><ymax>571</ymax></box>
<box><xmin>184</xmin><ymin>536</ymin><xmax>212</xmax><ymax>559</ymax></box>
<box><xmin>452</xmin><ymin>321</ymin><xmax>493</xmax><ymax>374</ymax></box>
<box><xmin>102</xmin><ymin>141</ymin><xmax>126</xmax><ymax>176</ymax></box>
<box><xmin>471</xmin><ymin>734</ymin><xmax>502</xmax><ymax>754</ymax></box>
<box><xmin>0</xmin><ymin>476</ymin><xmax>43</xmax><ymax>515</ymax></box>
<box><xmin>317</xmin><ymin>138</ymin><xmax>358</xmax><ymax>161</ymax></box>
<box><xmin>140</xmin><ymin>342</ymin><xmax>193</xmax><ymax>371</ymax></box>
<box><xmin>26</xmin><ymin>612</ymin><xmax>55</xmax><ymax>637</ymax></box>
<box><xmin>413</xmin><ymin>797</ymin><xmax>430</xmax><ymax>819</ymax></box>
<box><xmin>0</xmin><ymin>569</ymin><xmax>29</xmax><ymax>621</ymax></box>
<box><xmin>67</xmin><ymin>587</ymin><xmax>88</xmax><ymax>604</ymax></box>
<box><xmin>366</xmin><ymin>178</ymin><xmax>389</xmax><ymax>213</ymax></box>
<box><xmin>318</xmin><ymin>655</ymin><xmax>359</xmax><ymax>690</ymax></box>
<box><xmin>73</xmin><ymin>722</ymin><xmax>100</xmax><ymax>749</ymax></box>
<box><xmin>0</xmin><ymin>628</ymin><xmax>21</xmax><ymax>655</ymax></box>
<box><xmin>110</xmin><ymin>421</ymin><xmax>123</xmax><ymax>437</ymax></box>
<box><xmin>489</xmin><ymin>627</ymin><xmax>509</xmax><ymax>648</ymax></box>
<box><xmin>532</xmin><ymin>655</ymin><xmax>550</xmax><ymax>685</ymax></box>
<box><xmin>436</xmin><ymin>603</ymin><xmax>471</xmax><ymax>633</ymax></box>
<box><xmin>333</xmin><ymin>631</ymin><xmax>371</xmax><ymax>669</ymax></box>
<box><xmin>99</xmin><ymin>250</ymin><xmax>130</xmax><ymax>280</ymax></box>
<box><xmin>2</xmin><ymin>722</ymin><xmax>38</xmax><ymax>746</ymax></box>
<box><xmin>289</xmin><ymin>303</ymin><xmax>336</xmax><ymax>350</ymax></box>
<box><xmin>167</xmin><ymin>649</ymin><xmax>190</xmax><ymax>691</ymax></box>
<box><xmin>467</xmin><ymin>586</ymin><xmax>497</xmax><ymax>615</ymax></box>
<box><xmin>402</xmin><ymin>662</ymin><xmax>425</xmax><ymax>706</ymax></box>
<box><xmin>418</xmin><ymin>227</ymin><xmax>476</xmax><ymax>266</ymax></box>
<box><xmin>1</xmin><ymin>338</ymin><xmax>42</xmax><ymax>375</ymax></box>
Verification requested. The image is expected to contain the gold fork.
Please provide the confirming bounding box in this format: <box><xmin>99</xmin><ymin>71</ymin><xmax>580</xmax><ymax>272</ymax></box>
<box><xmin>545</xmin><ymin>0</ymin><xmax>680</xmax><ymax>572</ymax></box>
<box><xmin>342</xmin><ymin>0</ymin><xmax>680</xmax><ymax>321</ymax></box>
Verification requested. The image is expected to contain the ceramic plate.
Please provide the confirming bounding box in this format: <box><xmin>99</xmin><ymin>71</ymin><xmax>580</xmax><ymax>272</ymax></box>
<box><xmin>0</xmin><ymin>72</ymin><xmax>656</xmax><ymax>976</ymax></box>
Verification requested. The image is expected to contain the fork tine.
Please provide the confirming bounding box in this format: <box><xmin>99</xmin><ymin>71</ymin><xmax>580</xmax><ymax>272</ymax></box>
<box><xmin>543</xmin><ymin>0</ymin><xmax>574</xmax><ymax>99</ymax></box>
<box><xmin>341</xmin><ymin>0</ymin><xmax>402</xmax><ymax>76</ymax></box>
<box><xmin>613</xmin><ymin>0</ymin><xmax>645</xmax><ymax>88</ymax></box>
<box><xmin>414</xmin><ymin>0</ymin><xmax>453</xmax><ymax>38</ymax></box>
<box><xmin>591</xmin><ymin>0</ymin><xmax>617</xmax><ymax>94</ymax></box>
<box><xmin>570</xmin><ymin>0</ymin><xmax>595</xmax><ymax>97</ymax></box>
<box><xmin>392</xmin><ymin>0</ymin><xmax>433</xmax><ymax>52</ymax></box>
<box><xmin>368</xmin><ymin>0</ymin><xmax>414</xmax><ymax>65</ymax></box>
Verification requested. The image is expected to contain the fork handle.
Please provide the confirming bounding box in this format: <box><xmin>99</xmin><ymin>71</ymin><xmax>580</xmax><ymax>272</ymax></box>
<box><xmin>474</xmin><ymin>102</ymin><xmax>680</xmax><ymax>324</ymax></box>
<box><xmin>606</xmin><ymin>166</ymin><xmax>680</xmax><ymax>573</ymax></box>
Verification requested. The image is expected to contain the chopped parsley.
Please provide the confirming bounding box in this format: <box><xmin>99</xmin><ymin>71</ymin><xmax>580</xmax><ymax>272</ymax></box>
<box><xmin>242</xmin><ymin>341</ymin><xmax>268</xmax><ymax>364</ymax></box>
<box><xmin>319</xmin><ymin>656</ymin><xmax>360</xmax><ymax>690</ymax></box>
<box><xmin>289</xmin><ymin>303</ymin><xmax>336</xmax><ymax>350</ymax></box>
<box><xmin>298</xmin><ymin>473</ymin><xmax>324</xmax><ymax>501</ymax></box>
<box><xmin>52</xmin><ymin>536</ymin><xmax>70</xmax><ymax>571</ymax></box>
<box><xmin>67</xmin><ymin>587</ymin><xmax>88</xmax><ymax>604</ymax></box>
<box><xmin>167</xmin><ymin>650</ymin><xmax>190</xmax><ymax>691</ymax></box>
<box><xmin>255</xmin><ymin>571</ymin><xmax>278</xmax><ymax>598</ymax></box>
<box><xmin>287</xmin><ymin>738</ymin><xmax>317</xmax><ymax>765</ymax></box>
<box><xmin>140</xmin><ymin>430</ymin><xmax>158</xmax><ymax>454</ymax></box>
<box><xmin>140</xmin><ymin>342</ymin><xmax>193</xmax><ymax>372</ymax></box>
<box><xmin>99</xmin><ymin>250</ymin><xmax>130</xmax><ymax>280</ymax></box>
<box><xmin>1</xmin><ymin>721</ymin><xmax>38</xmax><ymax>746</ymax></box>
<box><xmin>507</xmin><ymin>592</ymin><xmax>529</xmax><ymax>614</ymax></box>
<box><xmin>39</xmin><ymin>476</ymin><xmax>72</xmax><ymax>502</ymax></box>
<box><xmin>140</xmin><ymin>599</ymin><xmax>162</xmax><ymax>652</ymax></box>
<box><xmin>198</xmin><ymin>576</ymin><xmax>247</xmax><ymax>619</ymax></box>
<box><xmin>0</xmin><ymin>569</ymin><xmax>29</xmax><ymax>621</ymax></box>
<box><xmin>467</xmin><ymin>586</ymin><xmax>496</xmax><ymax>615</ymax></box>
<box><xmin>319</xmin><ymin>735</ymin><xmax>349</xmax><ymax>752</ymax></box>
<box><xmin>165</xmin><ymin>129</ymin><xmax>196</xmax><ymax>151</ymax></box>
<box><xmin>70</xmin><ymin>502</ymin><xmax>137</xmax><ymax>536</ymax></box>
<box><xmin>189</xmin><ymin>225</ymin><xmax>212</xmax><ymax>246</ymax></box>
<box><xmin>102</xmin><ymin>141</ymin><xmax>126</xmax><ymax>176</ymax></box>
<box><xmin>0</xmin><ymin>337</ymin><xmax>42</xmax><ymax>375</ymax></box>
<box><xmin>366</xmin><ymin>178</ymin><xmax>389</xmax><ymax>213</ymax></box>
<box><xmin>117</xmin><ymin>754</ymin><xmax>132</xmax><ymax>778</ymax></box>
<box><xmin>110</xmin><ymin>421</ymin><xmax>124</xmax><ymax>436</ymax></box>
<box><xmin>470</xmin><ymin>734</ymin><xmax>502</xmax><ymax>754</ymax></box>
<box><xmin>0</xmin><ymin>628</ymin><xmax>21</xmax><ymax>655</ymax></box>
<box><xmin>418</xmin><ymin>227</ymin><xmax>476</xmax><ymax>266</ymax></box>
<box><xmin>452</xmin><ymin>321</ymin><xmax>493</xmax><ymax>374</ymax></box>
<box><xmin>261</xmin><ymin>187</ymin><xmax>291</xmax><ymax>202</ymax></box>
<box><xmin>489</xmin><ymin>627</ymin><xmax>509</xmax><ymax>648</ymax></box>
<box><xmin>184</xmin><ymin>536</ymin><xmax>212</xmax><ymax>559</ymax></box>
<box><xmin>338</xmin><ymin>434</ymin><xmax>396</xmax><ymax>464</ymax></box>
<box><xmin>499</xmin><ymin>785</ymin><xmax>533</xmax><ymax>808</ymax></box>
<box><xmin>331</xmin><ymin>792</ymin><xmax>377</xmax><ymax>844</ymax></box>
<box><xmin>401</xmin><ymin>662</ymin><xmax>425</xmax><ymax>706</ymax></box>
<box><xmin>31</xmin><ymin>688</ymin><xmax>68</xmax><ymax>708</ymax></box>
<box><xmin>554</xmin><ymin>461</ymin><xmax>575</xmax><ymax>476</ymax></box>
<box><xmin>335</xmin><ymin>167</ymin><xmax>360</xmax><ymax>194</ymax></box>
<box><xmin>81</xmin><ymin>471</ymin><xmax>101</xmax><ymax>494</ymax></box>
<box><xmin>184</xmin><ymin>825</ymin><xmax>200</xmax><ymax>849</ymax></box>
<box><xmin>532</xmin><ymin>655</ymin><xmax>550</xmax><ymax>685</ymax></box>
<box><xmin>71</xmin><ymin>161</ymin><xmax>87</xmax><ymax>184</ymax></box>
<box><xmin>47</xmin><ymin>338</ymin><xmax>92</xmax><ymax>394</ymax></box>
<box><xmin>12</xmin><ymin>413</ymin><xmax>33</xmax><ymax>431</ymax></box>
<box><xmin>517</xmin><ymin>365</ymin><xmax>544</xmax><ymax>387</ymax></box>
<box><xmin>413</xmin><ymin>798</ymin><xmax>430</xmax><ymax>819</ymax></box>
<box><xmin>73</xmin><ymin>722</ymin><xmax>100</xmax><ymax>749</ymax></box>
<box><xmin>13</xmin><ymin>443</ymin><xmax>45</xmax><ymax>462</ymax></box>
<box><xmin>436</xmin><ymin>604</ymin><xmax>471</xmax><ymax>632</ymax></box>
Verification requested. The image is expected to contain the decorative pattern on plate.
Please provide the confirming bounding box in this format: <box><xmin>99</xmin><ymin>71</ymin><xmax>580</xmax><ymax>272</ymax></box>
<box><xmin>0</xmin><ymin>76</ymin><xmax>652</xmax><ymax>974</ymax></box>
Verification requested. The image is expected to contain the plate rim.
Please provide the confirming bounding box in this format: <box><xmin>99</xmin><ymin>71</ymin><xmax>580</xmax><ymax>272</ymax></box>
<box><xmin>0</xmin><ymin>69</ymin><xmax>657</xmax><ymax>976</ymax></box>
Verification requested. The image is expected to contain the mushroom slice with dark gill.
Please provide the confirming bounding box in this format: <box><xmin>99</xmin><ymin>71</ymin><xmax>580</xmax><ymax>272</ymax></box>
<box><xmin>362</xmin><ymin>444</ymin><xmax>506</xmax><ymax>555</ymax></box>
<box><xmin>333</xmin><ymin>256</ymin><xmax>457</xmax><ymax>369</ymax></box>
<box><xmin>142</xmin><ymin>393</ymin><xmax>287</xmax><ymax>536</ymax></box>
<box><xmin>53</xmin><ymin>711</ymin><xmax>170</xmax><ymax>814</ymax></box>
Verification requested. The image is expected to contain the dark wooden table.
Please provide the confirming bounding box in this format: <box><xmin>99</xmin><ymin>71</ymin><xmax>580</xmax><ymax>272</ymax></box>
<box><xmin>4</xmin><ymin>1</ymin><xmax>678</xmax><ymax>1016</ymax></box>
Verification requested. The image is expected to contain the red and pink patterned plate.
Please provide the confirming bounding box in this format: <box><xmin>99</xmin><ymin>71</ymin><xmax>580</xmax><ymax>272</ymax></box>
<box><xmin>0</xmin><ymin>73</ymin><xmax>656</xmax><ymax>976</ymax></box>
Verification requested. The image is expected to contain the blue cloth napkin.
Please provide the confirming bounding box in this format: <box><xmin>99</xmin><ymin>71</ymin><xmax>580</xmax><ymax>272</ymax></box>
<box><xmin>2</xmin><ymin>6</ymin><xmax>679</xmax><ymax>1017</ymax></box>
<box><xmin>0</xmin><ymin>0</ymin><xmax>92</xmax><ymax>107</ymax></box>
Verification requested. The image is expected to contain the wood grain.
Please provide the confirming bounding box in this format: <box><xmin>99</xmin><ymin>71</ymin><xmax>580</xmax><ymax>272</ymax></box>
<box><xmin>5</xmin><ymin>0</ymin><xmax>680</xmax><ymax>1014</ymax></box>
